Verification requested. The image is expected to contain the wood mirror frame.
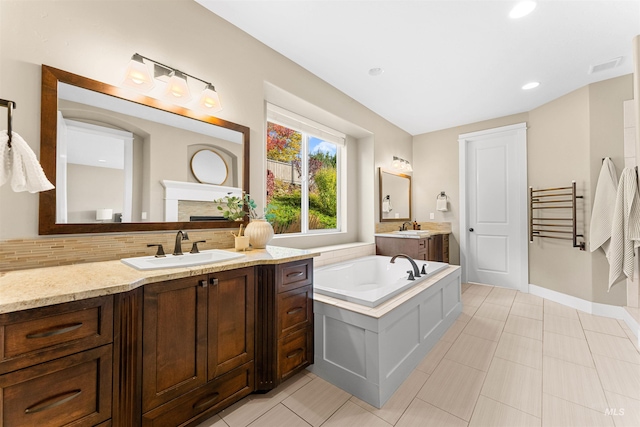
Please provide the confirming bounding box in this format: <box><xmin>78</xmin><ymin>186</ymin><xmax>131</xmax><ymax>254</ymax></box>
<box><xmin>39</xmin><ymin>65</ymin><xmax>250</xmax><ymax>234</ymax></box>
<box><xmin>379</xmin><ymin>167</ymin><xmax>412</xmax><ymax>222</ymax></box>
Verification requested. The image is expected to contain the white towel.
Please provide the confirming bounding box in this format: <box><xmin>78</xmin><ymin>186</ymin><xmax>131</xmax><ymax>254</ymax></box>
<box><xmin>590</xmin><ymin>158</ymin><xmax>618</xmax><ymax>257</ymax></box>
<box><xmin>382</xmin><ymin>199</ymin><xmax>392</xmax><ymax>213</ymax></box>
<box><xmin>608</xmin><ymin>167</ymin><xmax>640</xmax><ymax>290</ymax></box>
<box><xmin>0</xmin><ymin>130</ymin><xmax>54</xmax><ymax>193</ymax></box>
<box><xmin>436</xmin><ymin>197</ymin><xmax>448</xmax><ymax>212</ymax></box>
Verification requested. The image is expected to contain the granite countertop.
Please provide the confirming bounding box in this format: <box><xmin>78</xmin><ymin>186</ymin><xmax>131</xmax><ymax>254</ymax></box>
<box><xmin>374</xmin><ymin>230</ymin><xmax>450</xmax><ymax>238</ymax></box>
<box><xmin>0</xmin><ymin>246</ymin><xmax>318</xmax><ymax>315</ymax></box>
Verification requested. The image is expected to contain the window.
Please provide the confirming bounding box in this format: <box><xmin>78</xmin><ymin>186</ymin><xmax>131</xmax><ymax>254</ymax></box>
<box><xmin>266</xmin><ymin>104</ymin><xmax>344</xmax><ymax>235</ymax></box>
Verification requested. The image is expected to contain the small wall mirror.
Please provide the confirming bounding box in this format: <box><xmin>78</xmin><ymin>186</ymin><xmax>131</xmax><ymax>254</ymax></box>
<box><xmin>191</xmin><ymin>149</ymin><xmax>228</xmax><ymax>185</ymax></box>
<box><xmin>379</xmin><ymin>168</ymin><xmax>411</xmax><ymax>222</ymax></box>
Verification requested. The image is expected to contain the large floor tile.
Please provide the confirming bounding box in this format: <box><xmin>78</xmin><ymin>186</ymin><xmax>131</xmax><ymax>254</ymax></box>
<box><xmin>463</xmin><ymin>315</ymin><xmax>505</xmax><ymax>342</ymax></box>
<box><xmin>593</xmin><ymin>354</ymin><xmax>640</xmax><ymax>400</ymax></box>
<box><xmin>578</xmin><ymin>312</ymin><xmax>628</xmax><ymax>338</ymax></box>
<box><xmin>510</xmin><ymin>301</ymin><xmax>543</xmax><ymax>320</ymax></box>
<box><xmin>542</xmin><ymin>393</ymin><xmax>614</xmax><ymax>427</ymax></box>
<box><xmin>543</xmin><ymin>331</ymin><xmax>595</xmax><ymax>367</ymax></box>
<box><xmin>441</xmin><ymin>319</ymin><xmax>467</xmax><ymax>342</ymax></box>
<box><xmin>604</xmin><ymin>390</ymin><xmax>640</xmax><ymax>427</ymax></box>
<box><xmin>282</xmin><ymin>377</ymin><xmax>351</xmax><ymax>427</ymax></box>
<box><xmin>464</xmin><ymin>284</ymin><xmax>494</xmax><ymax>297</ymax></box>
<box><xmin>462</xmin><ymin>292</ymin><xmax>487</xmax><ymax>308</ymax></box>
<box><xmin>504</xmin><ymin>315</ymin><xmax>543</xmax><ymax>341</ymax></box>
<box><xmin>350</xmin><ymin>370</ymin><xmax>429</xmax><ymax>425</ymax></box>
<box><xmin>544</xmin><ymin>300</ymin><xmax>579</xmax><ymax>320</ymax></box>
<box><xmin>495</xmin><ymin>332</ymin><xmax>542</xmax><ymax>369</ymax></box>
<box><xmin>484</xmin><ymin>288</ymin><xmax>517</xmax><ymax>306</ymax></box>
<box><xmin>248</xmin><ymin>404</ymin><xmax>308</xmax><ymax>427</ymax></box>
<box><xmin>481</xmin><ymin>357</ymin><xmax>542</xmax><ymax>417</ymax></box>
<box><xmin>514</xmin><ymin>292</ymin><xmax>544</xmax><ymax>307</ymax></box>
<box><xmin>474</xmin><ymin>302</ymin><xmax>511</xmax><ymax>322</ymax></box>
<box><xmin>417</xmin><ymin>358</ymin><xmax>485</xmax><ymax>421</ymax></box>
<box><xmin>195</xmin><ymin>414</ymin><xmax>228</xmax><ymax>427</ymax></box>
<box><xmin>416</xmin><ymin>339</ymin><xmax>453</xmax><ymax>374</ymax></box>
<box><xmin>585</xmin><ymin>330</ymin><xmax>640</xmax><ymax>365</ymax></box>
<box><xmin>469</xmin><ymin>395</ymin><xmax>541</xmax><ymax>427</ymax></box>
<box><xmin>444</xmin><ymin>333</ymin><xmax>498</xmax><ymax>371</ymax></box>
<box><xmin>543</xmin><ymin>356</ymin><xmax>608</xmax><ymax>412</ymax></box>
<box><xmin>544</xmin><ymin>313</ymin><xmax>585</xmax><ymax>339</ymax></box>
<box><xmin>396</xmin><ymin>398</ymin><xmax>468</xmax><ymax>427</ymax></box>
<box><xmin>322</xmin><ymin>401</ymin><xmax>392</xmax><ymax>427</ymax></box>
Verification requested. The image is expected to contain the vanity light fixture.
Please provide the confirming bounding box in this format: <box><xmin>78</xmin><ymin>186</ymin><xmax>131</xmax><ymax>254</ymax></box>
<box><xmin>392</xmin><ymin>156</ymin><xmax>412</xmax><ymax>172</ymax></box>
<box><xmin>122</xmin><ymin>53</ymin><xmax>222</xmax><ymax>113</ymax></box>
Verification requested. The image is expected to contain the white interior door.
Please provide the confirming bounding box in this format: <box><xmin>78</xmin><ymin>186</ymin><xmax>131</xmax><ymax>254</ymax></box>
<box><xmin>459</xmin><ymin>123</ymin><xmax>528</xmax><ymax>291</ymax></box>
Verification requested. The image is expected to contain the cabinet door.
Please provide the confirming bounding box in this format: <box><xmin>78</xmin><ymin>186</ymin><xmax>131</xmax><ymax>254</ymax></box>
<box><xmin>142</xmin><ymin>276</ymin><xmax>208</xmax><ymax>412</ymax></box>
<box><xmin>208</xmin><ymin>267</ymin><xmax>255</xmax><ymax>380</ymax></box>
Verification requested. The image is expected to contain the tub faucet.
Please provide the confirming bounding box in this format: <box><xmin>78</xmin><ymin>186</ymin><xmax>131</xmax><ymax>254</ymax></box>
<box><xmin>401</xmin><ymin>221</ymin><xmax>413</xmax><ymax>231</ymax></box>
<box><xmin>173</xmin><ymin>230</ymin><xmax>189</xmax><ymax>255</ymax></box>
<box><xmin>390</xmin><ymin>254</ymin><xmax>421</xmax><ymax>278</ymax></box>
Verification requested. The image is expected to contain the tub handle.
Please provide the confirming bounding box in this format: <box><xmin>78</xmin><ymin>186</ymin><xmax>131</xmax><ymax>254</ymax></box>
<box><xmin>286</xmin><ymin>348</ymin><xmax>304</xmax><ymax>359</ymax></box>
<box><xmin>407</xmin><ymin>271</ymin><xmax>415</xmax><ymax>280</ymax></box>
<box><xmin>287</xmin><ymin>307</ymin><xmax>303</xmax><ymax>315</ymax></box>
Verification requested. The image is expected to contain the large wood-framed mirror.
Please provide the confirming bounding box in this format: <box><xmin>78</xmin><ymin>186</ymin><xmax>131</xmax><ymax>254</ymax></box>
<box><xmin>39</xmin><ymin>65</ymin><xmax>250</xmax><ymax>234</ymax></box>
<box><xmin>379</xmin><ymin>168</ymin><xmax>411</xmax><ymax>222</ymax></box>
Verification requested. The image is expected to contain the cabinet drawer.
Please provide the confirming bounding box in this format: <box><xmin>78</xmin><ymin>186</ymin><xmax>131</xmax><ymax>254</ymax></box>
<box><xmin>142</xmin><ymin>362</ymin><xmax>254</xmax><ymax>427</ymax></box>
<box><xmin>418</xmin><ymin>238</ymin><xmax>427</xmax><ymax>249</ymax></box>
<box><xmin>0</xmin><ymin>344</ymin><xmax>112</xmax><ymax>427</ymax></box>
<box><xmin>277</xmin><ymin>260</ymin><xmax>312</xmax><ymax>293</ymax></box>
<box><xmin>278</xmin><ymin>286</ymin><xmax>312</xmax><ymax>337</ymax></box>
<box><xmin>0</xmin><ymin>296</ymin><xmax>113</xmax><ymax>374</ymax></box>
<box><xmin>278</xmin><ymin>328</ymin><xmax>312</xmax><ymax>381</ymax></box>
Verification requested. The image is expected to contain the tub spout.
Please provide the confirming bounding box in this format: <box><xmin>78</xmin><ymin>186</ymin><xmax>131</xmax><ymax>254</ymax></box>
<box><xmin>390</xmin><ymin>254</ymin><xmax>421</xmax><ymax>278</ymax></box>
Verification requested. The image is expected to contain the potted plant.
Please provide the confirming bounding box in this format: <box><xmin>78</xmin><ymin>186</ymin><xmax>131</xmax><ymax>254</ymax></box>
<box><xmin>214</xmin><ymin>194</ymin><xmax>274</xmax><ymax>248</ymax></box>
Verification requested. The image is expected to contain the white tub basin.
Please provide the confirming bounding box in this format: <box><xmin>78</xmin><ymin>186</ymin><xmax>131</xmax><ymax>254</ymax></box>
<box><xmin>121</xmin><ymin>249</ymin><xmax>244</xmax><ymax>270</ymax></box>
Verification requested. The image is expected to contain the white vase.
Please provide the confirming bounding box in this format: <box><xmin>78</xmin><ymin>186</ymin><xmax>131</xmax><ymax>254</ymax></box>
<box><xmin>244</xmin><ymin>219</ymin><xmax>274</xmax><ymax>249</ymax></box>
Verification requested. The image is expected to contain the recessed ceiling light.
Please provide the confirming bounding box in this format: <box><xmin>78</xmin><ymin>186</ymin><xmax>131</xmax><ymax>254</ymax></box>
<box><xmin>368</xmin><ymin>67</ymin><xmax>384</xmax><ymax>77</ymax></box>
<box><xmin>522</xmin><ymin>81</ymin><xmax>540</xmax><ymax>90</ymax></box>
<box><xmin>509</xmin><ymin>1</ymin><xmax>537</xmax><ymax>19</ymax></box>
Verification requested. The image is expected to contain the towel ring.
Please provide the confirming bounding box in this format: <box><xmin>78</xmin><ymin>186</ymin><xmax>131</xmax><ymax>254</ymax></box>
<box><xmin>436</xmin><ymin>191</ymin><xmax>448</xmax><ymax>201</ymax></box>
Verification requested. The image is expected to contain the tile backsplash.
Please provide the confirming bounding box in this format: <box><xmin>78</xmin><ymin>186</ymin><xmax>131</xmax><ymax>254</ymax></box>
<box><xmin>0</xmin><ymin>230</ymin><xmax>234</xmax><ymax>272</ymax></box>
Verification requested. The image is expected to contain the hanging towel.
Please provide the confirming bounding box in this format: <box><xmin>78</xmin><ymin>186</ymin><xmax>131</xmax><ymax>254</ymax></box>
<box><xmin>590</xmin><ymin>158</ymin><xmax>618</xmax><ymax>257</ymax></box>
<box><xmin>0</xmin><ymin>130</ymin><xmax>54</xmax><ymax>193</ymax></box>
<box><xmin>382</xmin><ymin>198</ymin><xmax>392</xmax><ymax>213</ymax></box>
<box><xmin>436</xmin><ymin>197</ymin><xmax>448</xmax><ymax>212</ymax></box>
<box><xmin>608</xmin><ymin>167</ymin><xmax>640</xmax><ymax>290</ymax></box>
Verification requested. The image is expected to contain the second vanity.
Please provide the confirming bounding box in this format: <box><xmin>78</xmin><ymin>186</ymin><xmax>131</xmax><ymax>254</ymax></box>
<box><xmin>0</xmin><ymin>247</ymin><xmax>316</xmax><ymax>427</ymax></box>
<box><xmin>374</xmin><ymin>231</ymin><xmax>450</xmax><ymax>263</ymax></box>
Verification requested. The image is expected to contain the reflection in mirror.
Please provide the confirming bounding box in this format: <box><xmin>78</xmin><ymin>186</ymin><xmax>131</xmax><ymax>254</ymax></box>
<box><xmin>39</xmin><ymin>65</ymin><xmax>250</xmax><ymax>234</ymax></box>
<box><xmin>379</xmin><ymin>168</ymin><xmax>411</xmax><ymax>222</ymax></box>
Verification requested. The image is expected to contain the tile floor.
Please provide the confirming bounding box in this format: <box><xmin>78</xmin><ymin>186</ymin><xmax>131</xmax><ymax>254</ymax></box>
<box><xmin>197</xmin><ymin>283</ymin><xmax>640</xmax><ymax>427</ymax></box>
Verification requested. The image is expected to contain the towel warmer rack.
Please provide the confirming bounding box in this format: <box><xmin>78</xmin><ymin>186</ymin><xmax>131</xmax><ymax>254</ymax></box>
<box><xmin>0</xmin><ymin>98</ymin><xmax>16</xmax><ymax>148</ymax></box>
<box><xmin>529</xmin><ymin>181</ymin><xmax>585</xmax><ymax>250</ymax></box>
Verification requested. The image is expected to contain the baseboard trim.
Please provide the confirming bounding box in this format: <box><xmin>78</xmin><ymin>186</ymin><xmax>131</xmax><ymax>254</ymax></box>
<box><xmin>528</xmin><ymin>284</ymin><xmax>639</xmax><ymax>345</ymax></box>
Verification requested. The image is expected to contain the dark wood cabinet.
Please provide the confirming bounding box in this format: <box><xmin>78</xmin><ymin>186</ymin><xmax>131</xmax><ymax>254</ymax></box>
<box><xmin>0</xmin><ymin>296</ymin><xmax>114</xmax><ymax>426</ymax></box>
<box><xmin>376</xmin><ymin>234</ymin><xmax>450</xmax><ymax>262</ymax></box>
<box><xmin>256</xmin><ymin>258</ymin><xmax>314</xmax><ymax>391</ymax></box>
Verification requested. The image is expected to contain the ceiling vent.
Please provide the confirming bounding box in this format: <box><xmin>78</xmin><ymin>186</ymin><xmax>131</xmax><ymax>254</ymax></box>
<box><xmin>589</xmin><ymin>57</ymin><xmax>623</xmax><ymax>74</ymax></box>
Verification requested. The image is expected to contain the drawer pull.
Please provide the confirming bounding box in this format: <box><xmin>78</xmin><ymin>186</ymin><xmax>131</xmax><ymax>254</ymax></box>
<box><xmin>286</xmin><ymin>271</ymin><xmax>304</xmax><ymax>278</ymax></box>
<box><xmin>192</xmin><ymin>392</ymin><xmax>220</xmax><ymax>411</ymax></box>
<box><xmin>26</xmin><ymin>322</ymin><xmax>83</xmax><ymax>339</ymax></box>
<box><xmin>286</xmin><ymin>348</ymin><xmax>304</xmax><ymax>359</ymax></box>
<box><xmin>287</xmin><ymin>307</ymin><xmax>303</xmax><ymax>315</ymax></box>
<box><xmin>25</xmin><ymin>389</ymin><xmax>82</xmax><ymax>414</ymax></box>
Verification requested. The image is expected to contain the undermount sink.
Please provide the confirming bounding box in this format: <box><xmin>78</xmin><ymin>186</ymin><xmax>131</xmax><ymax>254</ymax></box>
<box><xmin>392</xmin><ymin>230</ymin><xmax>431</xmax><ymax>237</ymax></box>
<box><xmin>121</xmin><ymin>249</ymin><xmax>245</xmax><ymax>270</ymax></box>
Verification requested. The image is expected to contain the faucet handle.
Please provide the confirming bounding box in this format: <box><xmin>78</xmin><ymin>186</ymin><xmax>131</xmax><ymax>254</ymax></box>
<box><xmin>147</xmin><ymin>244</ymin><xmax>166</xmax><ymax>257</ymax></box>
<box><xmin>407</xmin><ymin>270</ymin><xmax>415</xmax><ymax>280</ymax></box>
<box><xmin>190</xmin><ymin>240</ymin><xmax>206</xmax><ymax>254</ymax></box>
<box><xmin>421</xmin><ymin>264</ymin><xmax>427</xmax><ymax>275</ymax></box>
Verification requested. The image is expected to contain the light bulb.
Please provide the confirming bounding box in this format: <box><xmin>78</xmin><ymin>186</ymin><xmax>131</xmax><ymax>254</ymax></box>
<box><xmin>198</xmin><ymin>84</ymin><xmax>222</xmax><ymax>113</ymax></box>
<box><xmin>122</xmin><ymin>54</ymin><xmax>154</xmax><ymax>91</ymax></box>
<box><xmin>164</xmin><ymin>70</ymin><xmax>191</xmax><ymax>102</ymax></box>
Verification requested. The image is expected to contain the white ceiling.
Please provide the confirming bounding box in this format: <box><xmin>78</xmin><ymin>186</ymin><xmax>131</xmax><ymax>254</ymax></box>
<box><xmin>196</xmin><ymin>0</ymin><xmax>639</xmax><ymax>136</ymax></box>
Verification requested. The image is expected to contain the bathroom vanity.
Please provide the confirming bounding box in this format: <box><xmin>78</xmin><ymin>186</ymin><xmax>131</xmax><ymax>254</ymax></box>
<box><xmin>375</xmin><ymin>232</ymin><xmax>449</xmax><ymax>262</ymax></box>
<box><xmin>0</xmin><ymin>247</ymin><xmax>316</xmax><ymax>427</ymax></box>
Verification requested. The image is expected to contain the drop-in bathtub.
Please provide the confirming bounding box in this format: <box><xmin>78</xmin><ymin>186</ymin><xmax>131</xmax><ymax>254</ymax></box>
<box><xmin>311</xmin><ymin>255</ymin><xmax>461</xmax><ymax>408</ymax></box>
<box><xmin>314</xmin><ymin>255</ymin><xmax>449</xmax><ymax>307</ymax></box>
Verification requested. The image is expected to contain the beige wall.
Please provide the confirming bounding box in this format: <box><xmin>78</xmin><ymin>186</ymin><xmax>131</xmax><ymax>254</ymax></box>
<box><xmin>414</xmin><ymin>75</ymin><xmax>632</xmax><ymax>305</ymax></box>
<box><xmin>0</xmin><ymin>1</ymin><xmax>411</xmax><ymax>252</ymax></box>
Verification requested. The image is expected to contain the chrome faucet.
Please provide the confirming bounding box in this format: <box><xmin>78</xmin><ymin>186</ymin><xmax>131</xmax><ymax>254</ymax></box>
<box><xmin>390</xmin><ymin>253</ymin><xmax>421</xmax><ymax>279</ymax></box>
<box><xmin>401</xmin><ymin>221</ymin><xmax>413</xmax><ymax>231</ymax></box>
<box><xmin>173</xmin><ymin>230</ymin><xmax>189</xmax><ymax>255</ymax></box>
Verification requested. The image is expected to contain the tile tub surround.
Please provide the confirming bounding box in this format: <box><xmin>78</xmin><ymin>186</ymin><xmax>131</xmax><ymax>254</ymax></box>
<box><xmin>311</xmin><ymin>265</ymin><xmax>462</xmax><ymax>408</ymax></box>
<box><xmin>0</xmin><ymin>246</ymin><xmax>318</xmax><ymax>314</ymax></box>
<box><xmin>195</xmin><ymin>283</ymin><xmax>640</xmax><ymax>427</ymax></box>
<box><xmin>0</xmin><ymin>229</ymin><xmax>236</xmax><ymax>272</ymax></box>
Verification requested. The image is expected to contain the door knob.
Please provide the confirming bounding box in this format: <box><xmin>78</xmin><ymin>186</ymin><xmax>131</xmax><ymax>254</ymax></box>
<box><xmin>469</xmin><ymin>228</ymin><xmax>474</xmax><ymax>232</ymax></box>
